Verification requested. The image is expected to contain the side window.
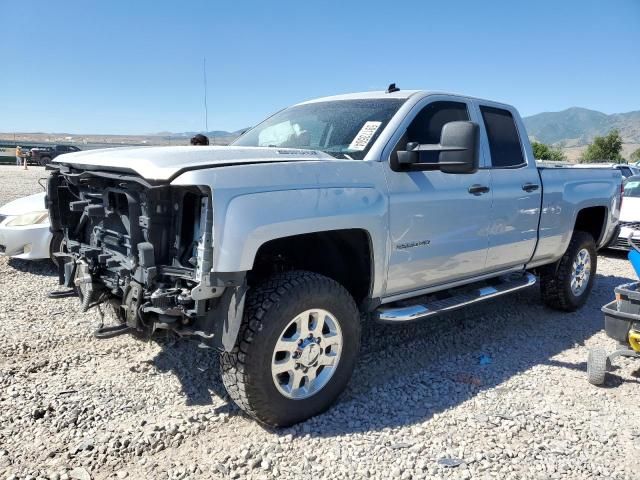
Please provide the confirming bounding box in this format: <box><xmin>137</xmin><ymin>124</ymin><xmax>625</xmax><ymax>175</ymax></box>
<box><xmin>407</xmin><ymin>101</ymin><xmax>469</xmax><ymax>144</ymax></box>
<box><xmin>480</xmin><ymin>106</ymin><xmax>525</xmax><ymax>168</ymax></box>
<box><xmin>393</xmin><ymin>101</ymin><xmax>469</xmax><ymax>164</ymax></box>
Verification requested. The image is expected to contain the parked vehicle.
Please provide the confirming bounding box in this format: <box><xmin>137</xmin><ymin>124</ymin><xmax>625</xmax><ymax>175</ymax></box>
<box><xmin>0</xmin><ymin>192</ymin><xmax>62</xmax><ymax>265</ymax></box>
<box><xmin>614</xmin><ymin>164</ymin><xmax>640</xmax><ymax>180</ymax></box>
<box><xmin>575</xmin><ymin>163</ymin><xmax>640</xmax><ymax>182</ymax></box>
<box><xmin>31</xmin><ymin>145</ymin><xmax>81</xmax><ymax>166</ymax></box>
<box><xmin>47</xmin><ymin>88</ymin><xmax>622</xmax><ymax>426</ymax></box>
<box><xmin>609</xmin><ymin>175</ymin><xmax>640</xmax><ymax>250</ymax></box>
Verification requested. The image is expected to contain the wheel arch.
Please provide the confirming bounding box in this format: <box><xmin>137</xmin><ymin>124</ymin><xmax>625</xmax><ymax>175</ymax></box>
<box><xmin>573</xmin><ymin>205</ymin><xmax>607</xmax><ymax>245</ymax></box>
<box><xmin>249</xmin><ymin>229</ymin><xmax>374</xmax><ymax>307</ymax></box>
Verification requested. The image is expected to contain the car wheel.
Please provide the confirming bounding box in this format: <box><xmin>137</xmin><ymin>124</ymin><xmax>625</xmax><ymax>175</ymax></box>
<box><xmin>39</xmin><ymin>156</ymin><xmax>51</xmax><ymax>166</ymax></box>
<box><xmin>220</xmin><ymin>270</ymin><xmax>361</xmax><ymax>427</ymax></box>
<box><xmin>540</xmin><ymin>230</ymin><xmax>597</xmax><ymax>311</ymax></box>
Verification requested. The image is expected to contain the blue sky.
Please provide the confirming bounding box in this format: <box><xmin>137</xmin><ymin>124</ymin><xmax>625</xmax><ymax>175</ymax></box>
<box><xmin>1</xmin><ymin>0</ymin><xmax>639</xmax><ymax>134</ymax></box>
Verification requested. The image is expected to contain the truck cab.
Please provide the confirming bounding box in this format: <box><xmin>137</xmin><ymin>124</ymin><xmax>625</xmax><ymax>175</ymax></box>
<box><xmin>380</xmin><ymin>94</ymin><xmax>544</xmax><ymax>295</ymax></box>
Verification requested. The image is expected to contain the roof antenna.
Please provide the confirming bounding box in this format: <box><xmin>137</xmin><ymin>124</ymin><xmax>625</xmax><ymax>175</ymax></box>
<box><xmin>386</xmin><ymin>83</ymin><xmax>400</xmax><ymax>93</ymax></box>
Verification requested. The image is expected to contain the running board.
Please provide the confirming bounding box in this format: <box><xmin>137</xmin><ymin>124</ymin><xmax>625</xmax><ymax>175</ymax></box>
<box><xmin>375</xmin><ymin>272</ymin><xmax>537</xmax><ymax>323</ymax></box>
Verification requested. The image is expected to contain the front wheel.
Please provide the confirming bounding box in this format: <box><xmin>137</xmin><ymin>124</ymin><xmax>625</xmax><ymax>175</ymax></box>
<box><xmin>220</xmin><ymin>271</ymin><xmax>361</xmax><ymax>427</ymax></box>
<box><xmin>39</xmin><ymin>156</ymin><xmax>51</xmax><ymax>166</ymax></box>
<box><xmin>540</xmin><ymin>230</ymin><xmax>597</xmax><ymax>311</ymax></box>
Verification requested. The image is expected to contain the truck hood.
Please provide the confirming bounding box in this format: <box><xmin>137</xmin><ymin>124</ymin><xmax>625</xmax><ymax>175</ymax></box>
<box><xmin>0</xmin><ymin>192</ymin><xmax>46</xmax><ymax>216</ymax></box>
<box><xmin>53</xmin><ymin>145</ymin><xmax>338</xmax><ymax>181</ymax></box>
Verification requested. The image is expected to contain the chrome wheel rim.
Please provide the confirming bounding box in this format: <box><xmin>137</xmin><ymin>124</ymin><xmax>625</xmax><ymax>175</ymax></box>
<box><xmin>571</xmin><ymin>248</ymin><xmax>591</xmax><ymax>296</ymax></box>
<box><xmin>271</xmin><ymin>308</ymin><xmax>343</xmax><ymax>400</ymax></box>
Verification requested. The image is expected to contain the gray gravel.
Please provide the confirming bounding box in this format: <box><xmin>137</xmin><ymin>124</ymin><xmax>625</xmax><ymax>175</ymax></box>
<box><xmin>1</xmin><ymin>164</ymin><xmax>639</xmax><ymax>480</ymax></box>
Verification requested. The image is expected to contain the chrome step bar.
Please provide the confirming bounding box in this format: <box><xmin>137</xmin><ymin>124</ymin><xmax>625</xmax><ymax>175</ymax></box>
<box><xmin>375</xmin><ymin>272</ymin><xmax>537</xmax><ymax>323</ymax></box>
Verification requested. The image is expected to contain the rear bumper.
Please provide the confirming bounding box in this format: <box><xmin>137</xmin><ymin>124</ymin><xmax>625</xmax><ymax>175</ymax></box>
<box><xmin>0</xmin><ymin>222</ymin><xmax>52</xmax><ymax>260</ymax></box>
<box><xmin>608</xmin><ymin>224</ymin><xmax>639</xmax><ymax>251</ymax></box>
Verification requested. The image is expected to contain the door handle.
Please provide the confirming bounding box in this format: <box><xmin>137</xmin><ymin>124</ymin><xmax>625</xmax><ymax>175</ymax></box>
<box><xmin>468</xmin><ymin>184</ymin><xmax>490</xmax><ymax>195</ymax></box>
<box><xmin>522</xmin><ymin>183</ymin><xmax>540</xmax><ymax>192</ymax></box>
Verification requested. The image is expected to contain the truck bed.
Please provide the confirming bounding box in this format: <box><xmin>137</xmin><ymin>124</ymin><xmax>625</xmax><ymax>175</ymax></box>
<box><xmin>529</xmin><ymin>165</ymin><xmax>621</xmax><ymax>267</ymax></box>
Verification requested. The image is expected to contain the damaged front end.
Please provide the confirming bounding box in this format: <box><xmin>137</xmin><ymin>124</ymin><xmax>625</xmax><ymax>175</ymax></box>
<box><xmin>46</xmin><ymin>166</ymin><xmax>246</xmax><ymax>350</ymax></box>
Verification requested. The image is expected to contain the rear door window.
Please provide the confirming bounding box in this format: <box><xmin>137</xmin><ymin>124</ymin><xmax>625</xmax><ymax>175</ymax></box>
<box><xmin>480</xmin><ymin>106</ymin><xmax>526</xmax><ymax>168</ymax></box>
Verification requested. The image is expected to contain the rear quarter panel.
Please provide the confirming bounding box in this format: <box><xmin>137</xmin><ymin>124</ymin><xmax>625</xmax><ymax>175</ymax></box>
<box><xmin>530</xmin><ymin>167</ymin><xmax>621</xmax><ymax>267</ymax></box>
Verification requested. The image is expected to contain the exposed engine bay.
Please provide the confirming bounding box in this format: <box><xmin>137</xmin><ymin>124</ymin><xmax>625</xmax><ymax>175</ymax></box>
<box><xmin>46</xmin><ymin>166</ymin><xmax>246</xmax><ymax>349</ymax></box>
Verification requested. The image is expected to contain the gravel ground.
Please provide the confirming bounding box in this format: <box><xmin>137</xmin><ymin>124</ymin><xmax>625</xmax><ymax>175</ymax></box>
<box><xmin>1</xmin><ymin>164</ymin><xmax>639</xmax><ymax>480</ymax></box>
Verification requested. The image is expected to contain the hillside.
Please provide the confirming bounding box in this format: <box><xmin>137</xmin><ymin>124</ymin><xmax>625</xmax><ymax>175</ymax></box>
<box><xmin>523</xmin><ymin>107</ymin><xmax>640</xmax><ymax>147</ymax></box>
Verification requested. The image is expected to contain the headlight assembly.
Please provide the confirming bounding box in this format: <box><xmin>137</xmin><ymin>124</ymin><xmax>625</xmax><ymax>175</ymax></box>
<box><xmin>6</xmin><ymin>211</ymin><xmax>49</xmax><ymax>227</ymax></box>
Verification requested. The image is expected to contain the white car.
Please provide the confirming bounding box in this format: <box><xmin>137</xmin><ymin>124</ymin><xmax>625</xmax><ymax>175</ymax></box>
<box><xmin>0</xmin><ymin>192</ymin><xmax>61</xmax><ymax>264</ymax></box>
<box><xmin>610</xmin><ymin>176</ymin><xmax>640</xmax><ymax>250</ymax></box>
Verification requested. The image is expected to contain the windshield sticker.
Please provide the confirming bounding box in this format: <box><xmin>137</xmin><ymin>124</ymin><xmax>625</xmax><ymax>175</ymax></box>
<box><xmin>349</xmin><ymin>121</ymin><xmax>382</xmax><ymax>151</ymax></box>
<box><xmin>276</xmin><ymin>149</ymin><xmax>318</xmax><ymax>155</ymax></box>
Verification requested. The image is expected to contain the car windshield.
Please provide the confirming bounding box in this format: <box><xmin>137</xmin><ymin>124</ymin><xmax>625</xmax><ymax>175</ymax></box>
<box><xmin>232</xmin><ymin>99</ymin><xmax>405</xmax><ymax>159</ymax></box>
<box><xmin>624</xmin><ymin>178</ymin><xmax>640</xmax><ymax>197</ymax></box>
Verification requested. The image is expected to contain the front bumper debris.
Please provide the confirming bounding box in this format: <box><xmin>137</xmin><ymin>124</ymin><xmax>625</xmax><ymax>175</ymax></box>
<box><xmin>47</xmin><ymin>166</ymin><xmax>246</xmax><ymax>350</ymax></box>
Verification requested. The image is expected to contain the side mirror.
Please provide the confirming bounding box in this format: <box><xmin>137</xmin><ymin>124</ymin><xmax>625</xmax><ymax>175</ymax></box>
<box><xmin>395</xmin><ymin>121</ymin><xmax>479</xmax><ymax>174</ymax></box>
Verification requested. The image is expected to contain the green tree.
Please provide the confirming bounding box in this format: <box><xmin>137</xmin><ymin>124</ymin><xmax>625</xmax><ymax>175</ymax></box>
<box><xmin>580</xmin><ymin>130</ymin><xmax>624</xmax><ymax>163</ymax></box>
<box><xmin>531</xmin><ymin>141</ymin><xmax>566</xmax><ymax>161</ymax></box>
<box><xmin>631</xmin><ymin>147</ymin><xmax>640</xmax><ymax>163</ymax></box>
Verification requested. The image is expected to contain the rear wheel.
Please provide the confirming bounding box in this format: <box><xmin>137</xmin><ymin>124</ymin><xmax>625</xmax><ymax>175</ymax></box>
<box><xmin>540</xmin><ymin>231</ymin><xmax>597</xmax><ymax>311</ymax></box>
<box><xmin>220</xmin><ymin>271</ymin><xmax>361</xmax><ymax>427</ymax></box>
<box><xmin>39</xmin><ymin>156</ymin><xmax>51</xmax><ymax>166</ymax></box>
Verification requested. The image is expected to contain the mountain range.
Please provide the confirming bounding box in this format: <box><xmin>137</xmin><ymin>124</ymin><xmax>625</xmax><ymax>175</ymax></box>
<box><xmin>156</xmin><ymin>128</ymin><xmax>248</xmax><ymax>139</ymax></box>
<box><xmin>523</xmin><ymin>107</ymin><xmax>640</xmax><ymax>147</ymax></box>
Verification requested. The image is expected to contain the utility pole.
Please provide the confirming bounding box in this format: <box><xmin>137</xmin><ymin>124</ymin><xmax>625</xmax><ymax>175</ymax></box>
<box><xmin>203</xmin><ymin>57</ymin><xmax>209</xmax><ymax>133</ymax></box>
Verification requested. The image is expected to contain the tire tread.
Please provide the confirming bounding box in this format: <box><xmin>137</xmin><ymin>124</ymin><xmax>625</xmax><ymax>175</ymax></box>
<box><xmin>587</xmin><ymin>348</ymin><xmax>608</xmax><ymax>385</ymax></box>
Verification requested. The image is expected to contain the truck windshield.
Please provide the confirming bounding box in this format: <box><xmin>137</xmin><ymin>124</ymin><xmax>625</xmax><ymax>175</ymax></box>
<box><xmin>232</xmin><ymin>99</ymin><xmax>405</xmax><ymax>159</ymax></box>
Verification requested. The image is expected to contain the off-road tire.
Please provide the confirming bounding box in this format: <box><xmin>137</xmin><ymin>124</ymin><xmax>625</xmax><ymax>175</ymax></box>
<box><xmin>540</xmin><ymin>230</ymin><xmax>597</xmax><ymax>311</ymax></box>
<box><xmin>587</xmin><ymin>348</ymin><xmax>609</xmax><ymax>385</ymax></box>
<box><xmin>220</xmin><ymin>271</ymin><xmax>361</xmax><ymax>427</ymax></box>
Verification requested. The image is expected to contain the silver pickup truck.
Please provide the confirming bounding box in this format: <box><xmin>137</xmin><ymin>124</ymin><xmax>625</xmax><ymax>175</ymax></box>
<box><xmin>47</xmin><ymin>88</ymin><xmax>622</xmax><ymax>426</ymax></box>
